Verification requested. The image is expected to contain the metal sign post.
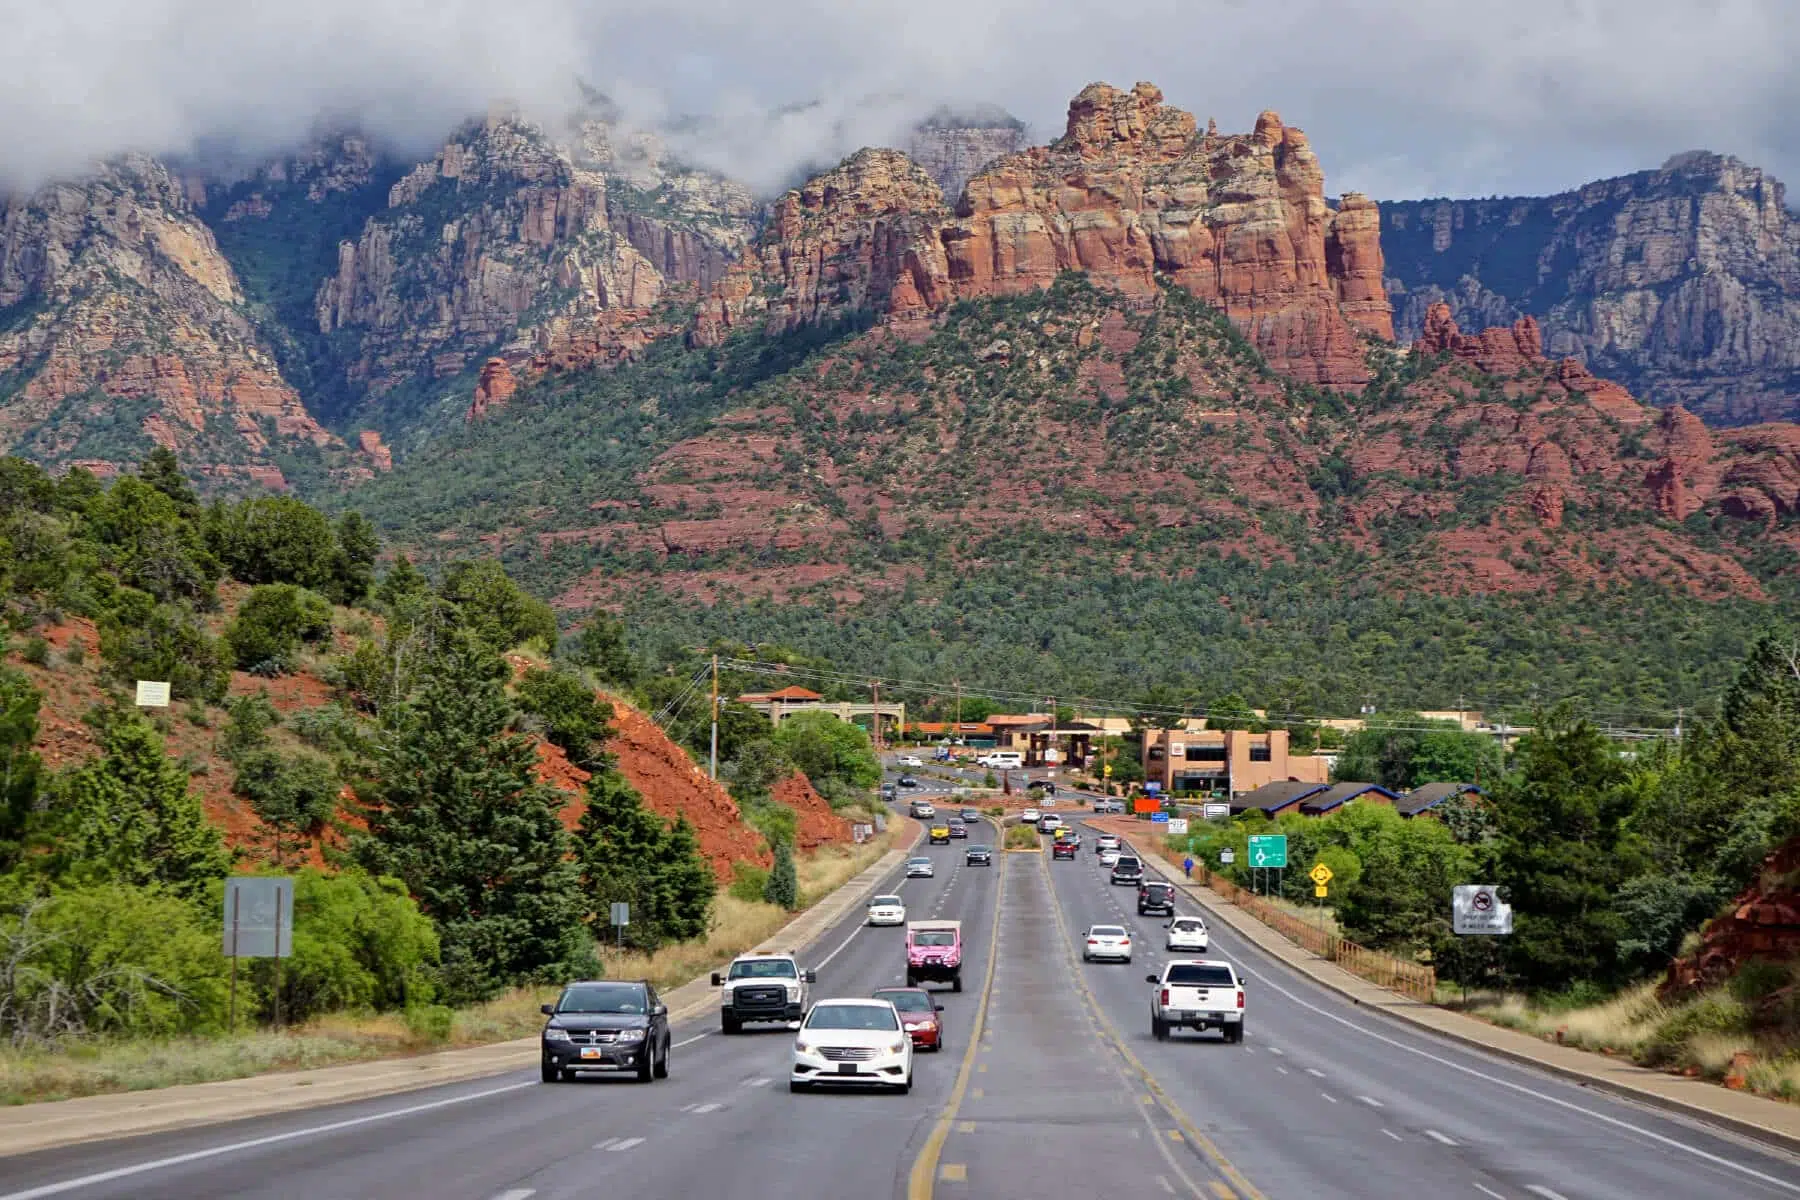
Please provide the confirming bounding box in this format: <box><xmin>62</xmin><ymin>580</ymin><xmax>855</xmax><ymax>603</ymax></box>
<box><xmin>610</xmin><ymin>901</ymin><xmax>630</xmax><ymax>950</ymax></box>
<box><xmin>222</xmin><ymin>877</ymin><xmax>293</xmax><ymax>1032</ymax></box>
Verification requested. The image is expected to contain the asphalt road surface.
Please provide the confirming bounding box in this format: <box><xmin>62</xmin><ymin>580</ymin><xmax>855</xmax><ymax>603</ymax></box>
<box><xmin>6</xmin><ymin>810</ymin><xmax>1800</xmax><ymax>1199</ymax></box>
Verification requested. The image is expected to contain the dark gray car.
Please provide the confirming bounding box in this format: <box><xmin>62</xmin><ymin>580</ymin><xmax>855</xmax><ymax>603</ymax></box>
<box><xmin>540</xmin><ymin>980</ymin><xmax>670</xmax><ymax>1083</ymax></box>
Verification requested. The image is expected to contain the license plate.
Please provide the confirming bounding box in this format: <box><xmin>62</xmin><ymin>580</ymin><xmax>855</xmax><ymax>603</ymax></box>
<box><xmin>580</xmin><ymin>1048</ymin><xmax>603</xmax><ymax>1059</ymax></box>
<box><xmin>837</xmin><ymin>1062</ymin><xmax>859</xmax><ymax>1075</ymax></box>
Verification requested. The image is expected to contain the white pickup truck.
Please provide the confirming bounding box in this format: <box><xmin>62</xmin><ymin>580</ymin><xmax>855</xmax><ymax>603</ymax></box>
<box><xmin>1147</xmin><ymin>959</ymin><xmax>1245</xmax><ymax>1043</ymax></box>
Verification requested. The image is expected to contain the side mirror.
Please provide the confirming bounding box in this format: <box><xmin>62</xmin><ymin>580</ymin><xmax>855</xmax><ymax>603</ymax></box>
<box><xmin>1145</xmin><ymin>974</ymin><xmax>1159</xmax><ymax>984</ymax></box>
<box><xmin>804</xmin><ymin>970</ymin><xmax>818</xmax><ymax>983</ymax></box>
<box><xmin>1162</xmin><ymin>921</ymin><xmax>1171</xmax><ymax>928</ymax></box>
<box><xmin>710</xmin><ymin>972</ymin><xmax>723</xmax><ymax>987</ymax></box>
<box><xmin>655</xmin><ymin>1004</ymin><xmax>668</xmax><ymax>1016</ymax></box>
<box><xmin>935</xmin><ymin>1004</ymin><xmax>945</xmax><ymax>1012</ymax></box>
<box><xmin>540</xmin><ymin>1003</ymin><xmax>555</xmax><ymax>1016</ymax></box>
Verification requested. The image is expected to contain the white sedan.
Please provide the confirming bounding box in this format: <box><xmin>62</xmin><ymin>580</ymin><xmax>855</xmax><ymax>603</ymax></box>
<box><xmin>905</xmin><ymin>857</ymin><xmax>935</xmax><ymax>878</ymax></box>
<box><xmin>1020</xmin><ymin>808</ymin><xmax>1041</xmax><ymax>824</ymax></box>
<box><xmin>1083</xmin><ymin>924</ymin><xmax>1133</xmax><ymax>963</ymax></box>
<box><xmin>790</xmin><ymin>998</ymin><xmax>913</xmax><ymax>1093</ymax></box>
<box><xmin>867</xmin><ymin>895</ymin><xmax>907</xmax><ymax>926</ymax></box>
<box><xmin>1098</xmin><ymin>847</ymin><xmax>1121</xmax><ymax>867</ymax></box>
<box><xmin>1165</xmin><ymin>916</ymin><xmax>1210</xmax><ymax>952</ymax></box>
<box><xmin>898</xmin><ymin>755</ymin><xmax>924</xmax><ymax>768</ymax></box>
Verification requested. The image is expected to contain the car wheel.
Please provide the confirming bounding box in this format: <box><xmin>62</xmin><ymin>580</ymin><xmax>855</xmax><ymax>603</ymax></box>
<box><xmin>1226</xmin><ymin>1024</ymin><xmax>1244</xmax><ymax>1044</ymax></box>
<box><xmin>721</xmin><ymin>1015</ymin><xmax>740</xmax><ymax>1036</ymax></box>
<box><xmin>637</xmin><ymin>1047</ymin><xmax>654</xmax><ymax>1082</ymax></box>
<box><xmin>790</xmin><ymin>1080</ymin><xmax>810</xmax><ymax>1094</ymax></box>
<box><xmin>1152</xmin><ymin>1018</ymin><xmax>1168</xmax><ymax>1041</ymax></box>
<box><xmin>541</xmin><ymin>1061</ymin><xmax>560</xmax><ymax>1083</ymax></box>
<box><xmin>952</xmin><ymin>975</ymin><xmax>963</xmax><ymax>994</ymax></box>
<box><xmin>897</xmin><ymin>1072</ymin><xmax>913</xmax><ymax>1094</ymax></box>
<box><xmin>654</xmin><ymin>1038</ymin><xmax>670</xmax><ymax>1078</ymax></box>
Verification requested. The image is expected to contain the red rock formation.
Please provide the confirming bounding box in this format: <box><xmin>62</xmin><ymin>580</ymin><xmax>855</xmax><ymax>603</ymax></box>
<box><xmin>467</xmin><ymin>357</ymin><xmax>519</xmax><ymax>420</ymax></box>
<box><xmin>357</xmin><ymin>430</ymin><xmax>393</xmax><ymax>472</ymax></box>
<box><xmin>769</xmin><ymin>771</ymin><xmax>852</xmax><ymax>851</ymax></box>
<box><xmin>696</xmin><ymin>81</ymin><xmax>1392</xmax><ymax>388</ymax></box>
<box><xmin>1665</xmin><ymin>837</ymin><xmax>1800</xmax><ymax>1002</ymax></box>
<box><xmin>1414</xmin><ymin>301</ymin><xmax>1544</xmax><ymax>374</ymax></box>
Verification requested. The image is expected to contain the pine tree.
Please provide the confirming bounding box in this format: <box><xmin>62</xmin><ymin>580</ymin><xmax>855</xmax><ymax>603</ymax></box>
<box><xmin>0</xmin><ymin>668</ymin><xmax>43</xmax><ymax>871</ymax></box>
<box><xmin>575</xmin><ymin>770</ymin><xmax>715</xmax><ymax>948</ymax></box>
<box><xmin>137</xmin><ymin>446</ymin><xmax>199</xmax><ymax>520</ymax></box>
<box><xmin>764</xmin><ymin>839</ymin><xmax>798</xmax><ymax>911</ymax></box>
<box><xmin>353</xmin><ymin>635</ymin><xmax>586</xmax><ymax>1001</ymax></box>
<box><xmin>45</xmin><ymin>703</ymin><xmax>229</xmax><ymax>901</ymax></box>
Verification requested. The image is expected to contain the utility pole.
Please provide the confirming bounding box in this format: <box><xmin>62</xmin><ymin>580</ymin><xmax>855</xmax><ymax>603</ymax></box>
<box><xmin>709</xmin><ymin>654</ymin><xmax>719</xmax><ymax>780</ymax></box>
<box><xmin>871</xmin><ymin>679</ymin><xmax>882</xmax><ymax>750</ymax></box>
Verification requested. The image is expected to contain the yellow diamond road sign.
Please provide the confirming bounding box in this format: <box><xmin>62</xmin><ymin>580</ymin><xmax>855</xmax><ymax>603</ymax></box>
<box><xmin>1309</xmin><ymin>862</ymin><xmax>1333</xmax><ymax>886</ymax></box>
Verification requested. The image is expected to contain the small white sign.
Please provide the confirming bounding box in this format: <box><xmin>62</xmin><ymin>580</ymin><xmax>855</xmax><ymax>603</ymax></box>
<box><xmin>223</xmin><ymin>877</ymin><xmax>293</xmax><ymax>958</ymax></box>
<box><xmin>1202</xmin><ymin>802</ymin><xmax>1230</xmax><ymax>821</ymax></box>
<box><xmin>1219</xmin><ymin>848</ymin><xmax>1236</xmax><ymax>865</ymax></box>
<box><xmin>1453</xmin><ymin>885</ymin><xmax>1513</xmax><ymax>935</ymax></box>
<box><xmin>1166</xmin><ymin>819</ymin><xmax>1190</xmax><ymax>835</ymax></box>
<box><xmin>135</xmin><ymin>680</ymin><xmax>172</xmax><ymax>708</ymax></box>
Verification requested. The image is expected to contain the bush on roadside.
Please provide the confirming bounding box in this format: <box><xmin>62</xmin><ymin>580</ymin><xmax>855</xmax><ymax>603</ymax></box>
<box><xmin>729</xmin><ymin>863</ymin><xmax>770</xmax><ymax>903</ymax></box>
<box><xmin>225</xmin><ymin>584</ymin><xmax>333</xmax><ymax>674</ymax></box>
<box><xmin>405</xmin><ymin>1003</ymin><xmax>455</xmax><ymax>1044</ymax></box>
<box><xmin>1005</xmin><ymin>824</ymin><xmax>1039</xmax><ymax>849</ymax></box>
<box><xmin>254</xmin><ymin>870</ymin><xmax>440</xmax><ymax>1025</ymax></box>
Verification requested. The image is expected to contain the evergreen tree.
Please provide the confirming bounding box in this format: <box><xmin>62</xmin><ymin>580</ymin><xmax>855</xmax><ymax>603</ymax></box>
<box><xmin>352</xmin><ymin>635</ymin><xmax>586</xmax><ymax>1001</ymax></box>
<box><xmin>573</xmin><ymin>612</ymin><xmax>639</xmax><ymax>689</ymax></box>
<box><xmin>1493</xmin><ymin>704</ymin><xmax>1640</xmax><ymax>990</ymax></box>
<box><xmin>575</xmin><ymin>769</ymin><xmax>713</xmax><ymax>949</ymax></box>
<box><xmin>764</xmin><ymin>839</ymin><xmax>798</xmax><ymax>910</ymax></box>
<box><xmin>137</xmin><ymin>447</ymin><xmax>199</xmax><ymax>520</ymax></box>
<box><xmin>43</xmin><ymin>704</ymin><xmax>230</xmax><ymax>901</ymax></box>
<box><xmin>0</xmin><ymin>668</ymin><xmax>43</xmax><ymax>871</ymax></box>
<box><xmin>328</xmin><ymin>511</ymin><xmax>381</xmax><ymax>606</ymax></box>
<box><xmin>375</xmin><ymin>554</ymin><xmax>430</xmax><ymax>611</ymax></box>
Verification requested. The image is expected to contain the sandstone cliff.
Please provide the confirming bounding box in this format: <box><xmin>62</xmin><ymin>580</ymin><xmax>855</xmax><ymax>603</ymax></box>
<box><xmin>696</xmin><ymin>82</ymin><xmax>1392</xmax><ymax>388</ymax></box>
<box><xmin>316</xmin><ymin>111</ymin><xmax>756</xmax><ymax>409</ymax></box>
<box><xmin>906</xmin><ymin>107</ymin><xmax>1030</xmax><ymax>199</ymax></box>
<box><xmin>1383</xmin><ymin>152</ymin><xmax>1800</xmax><ymax>426</ymax></box>
<box><xmin>0</xmin><ymin>155</ymin><xmax>355</xmax><ymax>486</ymax></box>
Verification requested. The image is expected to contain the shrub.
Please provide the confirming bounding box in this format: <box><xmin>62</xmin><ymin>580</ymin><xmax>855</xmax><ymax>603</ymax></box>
<box><xmin>99</xmin><ymin>598</ymin><xmax>229</xmax><ymax>703</ymax></box>
<box><xmin>20</xmin><ymin>637</ymin><xmax>49</xmax><ymax>666</ymax></box>
<box><xmin>515</xmin><ymin>667</ymin><xmax>613</xmax><ymax>764</ymax></box>
<box><xmin>225</xmin><ymin>585</ymin><xmax>333</xmax><ymax>673</ymax></box>
<box><xmin>208</xmin><ymin>497</ymin><xmax>338</xmax><ymax>589</ymax></box>
<box><xmin>287</xmin><ymin>702</ymin><xmax>367</xmax><ymax>755</ymax></box>
<box><xmin>61</xmin><ymin>639</ymin><xmax>84</xmax><ymax>667</ymax></box>
<box><xmin>219</xmin><ymin>691</ymin><xmax>280</xmax><ymax>759</ymax></box>
<box><xmin>405</xmin><ymin>1003</ymin><xmax>455</xmax><ymax>1043</ymax></box>
<box><xmin>259</xmin><ymin>870</ymin><xmax>440</xmax><ymax>1024</ymax></box>
<box><xmin>729</xmin><ymin>863</ymin><xmax>770</xmax><ymax>904</ymax></box>
<box><xmin>1005</xmin><ymin>823</ymin><xmax>1040</xmax><ymax>849</ymax></box>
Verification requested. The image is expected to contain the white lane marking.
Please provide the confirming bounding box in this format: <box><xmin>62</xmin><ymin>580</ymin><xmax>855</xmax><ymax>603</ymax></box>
<box><xmin>692</xmin><ymin>1102</ymin><xmax>722</xmax><ymax>1114</ymax></box>
<box><xmin>1274</xmin><ymin>1066</ymin><xmax>1289</xmax><ymax>1075</ymax></box>
<box><xmin>593</xmin><ymin>1138</ymin><xmax>619</xmax><ymax>1150</ymax></box>
<box><xmin>1225</xmin><ymin>956</ymin><xmax>1800</xmax><ymax>1193</ymax></box>
<box><xmin>1382</xmin><ymin>1129</ymin><xmax>1404</xmax><ymax>1142</ymax></box>
<box><xmin>1321</xmin><ymin>1092</ymin><xmax>1339</xmax><ymax>1104</ymax></box>
<box><xmin>1475</xmin><ymin>1185</ymin><xmax>1506</xmax><ymax>1200</ymax></box>
<box><xmin>606</xmin><ymin>1137</ymin><xmax>645</xmax><ymax>1152</ymax></box>
<box><xmin>1525</xmin><ymin>1189</ymin><xmax>1571</xmax><ymax>1200</ymax></box>
<box><xmin>1266</xmin><ymin>1046</ymin><xmax>1285</xmax><ymax>1057</ymax></box>
<box><xmin>0</xmin><ymin>1081</ymin><xmax>537</xmax><ymax>1200</ymax></box>
<box><xmin>1304</xmin><ymin>1067</ymin><xmax>1326</xmax><ymax>1078</ymax></box>
<box><xmin>674</xmin><ymin>1032</ymin><xmax>709</xmax><ymax>1048</ymax></box>
<box><xmin>743</xmin><ymin>1077</ymin><xmax>771</xmax><ymax>1087</ymax></box>
<box><xmin>1358</xmin><ymin>1095</ymin><xmax>1385</xmax><ymax>1109</ymax></box>
<box><xmin>492</xmin><ymin>1192</ymin><xmax>535</xmax><ymax>1200</ymax></box>
<box><xmin>1156</xmin><ymin>1176</ymin><xmax>1176</xmax><ymax>1194</ymax></box>
<box><xmin>1424</xmin><ymin>1129</ymin><xmax>1459</xmax><ymax>1147</ymax></box>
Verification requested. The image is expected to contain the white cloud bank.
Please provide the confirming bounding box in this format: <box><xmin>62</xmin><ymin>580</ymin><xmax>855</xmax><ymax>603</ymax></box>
<box><xmin>3</xmin><ymin>0</ymin><xmax>1796</xmax><ymax>199</ymax></box>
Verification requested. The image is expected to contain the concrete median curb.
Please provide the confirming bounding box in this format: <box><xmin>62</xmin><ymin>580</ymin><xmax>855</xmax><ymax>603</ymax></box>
<box><xmin>1084</xmin><ymin>816</ymin><xmax>1800</xmax><ymax>1160</ymax></box>
<box><xmin>0</xmin><ymin>820</ymin><xmax>925</xmax><ymax>1160</ymax></box>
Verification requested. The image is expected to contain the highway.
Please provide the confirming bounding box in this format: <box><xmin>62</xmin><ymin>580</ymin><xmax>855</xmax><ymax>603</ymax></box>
<box><xmin>5</xmin><ymin>797</ymin><xmax>1800</xmax><ymax>1198</ymax></box>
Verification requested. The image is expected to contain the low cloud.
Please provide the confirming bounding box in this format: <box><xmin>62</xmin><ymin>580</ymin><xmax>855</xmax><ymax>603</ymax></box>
<box><xmin>4</xmin><ymin>1</ymin><xmax>1797</xmax><ymax>200</ymax></box>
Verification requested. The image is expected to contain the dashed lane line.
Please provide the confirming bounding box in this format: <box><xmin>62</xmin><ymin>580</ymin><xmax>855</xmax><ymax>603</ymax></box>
<box><xmin>1357</xmin><ymin>1095</ymin><xmax>1384</xmax><ymax>1109</ymax></box>
<box><xmin>1423</xmin><ymin>1129</ymin><xmax>1459</xmax><ymax>1147</ymax></box>
<box><xmin>1525</xmin><ymin>1188</ymin><xmax>1571</xmax><ymax>1200</ymax></box>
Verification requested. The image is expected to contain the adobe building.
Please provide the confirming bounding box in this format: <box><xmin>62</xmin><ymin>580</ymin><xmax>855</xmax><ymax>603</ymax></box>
<box><xmin>1141</xmin><ymin>727</ymin><xmax>1331</xmax><ymax>795</ymax></box>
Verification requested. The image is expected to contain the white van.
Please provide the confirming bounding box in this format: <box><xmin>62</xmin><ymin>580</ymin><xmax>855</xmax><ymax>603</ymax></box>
<box><xmin>980</xmin><ymin>751</ymin><xmax>1023</xmax><ymax>769</ymax></box>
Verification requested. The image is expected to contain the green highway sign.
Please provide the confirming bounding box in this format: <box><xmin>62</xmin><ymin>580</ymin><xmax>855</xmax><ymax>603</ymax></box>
<box><xmin>1247</xmin><ymin>834</ymin><xmax>1288</xmax><ymax>869</ymax></box>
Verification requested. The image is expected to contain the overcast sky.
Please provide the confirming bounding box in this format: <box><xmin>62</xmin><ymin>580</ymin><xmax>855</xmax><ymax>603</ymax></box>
<box><xmin>4</xmin><ymin>1</ymin><xmax>1795</xmax><ymax>201</ymax></box>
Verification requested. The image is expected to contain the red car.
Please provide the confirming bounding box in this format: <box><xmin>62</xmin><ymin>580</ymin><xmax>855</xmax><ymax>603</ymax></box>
<box><xmin>872</xmin><ymin>986</ymin><xmax>944</xmax><ymax>1051</ymax></box>
<box><xmin>1052</xmin><ymin>840</ymin><xmax>1077</xmax><ymax>860</ymax></box>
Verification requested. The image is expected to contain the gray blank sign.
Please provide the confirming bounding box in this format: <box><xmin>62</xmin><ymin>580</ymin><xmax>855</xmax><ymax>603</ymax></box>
<box><xmin>223</xmin><ymin>877</ymin><xmax>293</xmax><ymax>958</ymax></box>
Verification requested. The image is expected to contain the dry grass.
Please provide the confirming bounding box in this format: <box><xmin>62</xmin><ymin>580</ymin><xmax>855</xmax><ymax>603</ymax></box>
<box><xmin>0</xmin><ymin>827</ymin><xmax>908</xmax><ymax>1106</ymax></box>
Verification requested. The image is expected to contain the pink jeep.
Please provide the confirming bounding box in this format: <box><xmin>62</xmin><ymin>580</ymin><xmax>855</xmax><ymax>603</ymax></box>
<box><xmin>905</xmin><ymin>920</ymin><xmax>963</xmax><ymax>992</ymax></box>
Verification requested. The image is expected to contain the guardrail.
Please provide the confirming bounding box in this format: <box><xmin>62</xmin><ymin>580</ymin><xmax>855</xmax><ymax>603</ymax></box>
<box><xmin>1196</xmin><ymin>867</ymin><xmax>1436</xmax><ymax>1003</ymax></box>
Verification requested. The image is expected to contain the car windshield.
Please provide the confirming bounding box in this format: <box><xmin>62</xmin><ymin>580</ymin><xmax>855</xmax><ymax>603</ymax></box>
<box><xmin>728</xmin><ymin>959</ymin><xmax>797</xmax><ymax>980</ymax></box>
<box><xmin>912</xmin><ymin>930</ymin><xmax>956</xmax><ymax>947</ymax></box>
<box><xmin>806</xmin><ymin>1003</ymin><xmax>900</xmax><ymax>1031</ymax></box>
<box><xmin>1167</xmin><ymin>965</ymin><xmax>1236</xmax><ymax>987</ymax></box>
<box><xmin>1145</xmin><ymin>884</ymin><xmax>1171</xmax><ymax>895</ymax></box>
<box><xmin>909</xmin><ymin>858</ymin><xmax>932</xmax><ymax>866</ymax></box>
<box><xmin>871</xmin><ymin>896</ymin><xmax>902</xmax><ymax>907</ymax></box>
<box><xmin>874</xmin><ymin>990</ymin><xmax>933</xmax><ymax>1012</ymax></box>
<box><xmin>1090</xmin><ymin>926</ymin><xmax>1126</xmax><ymax>937</ymax></box>
<box><xmin>969</xmin><ymin>846</ymin><xmax>990</xmax><ymax>853</ymax></box>
<box><xmin>557</xmin><ymin>984</ymin><xmax>647</xmax><ymax>1014</ymax></box>
<box><xmin>1117</xmin><ymin>857</ymin><xmax>1141</xmax><ymax>868</ymax></box>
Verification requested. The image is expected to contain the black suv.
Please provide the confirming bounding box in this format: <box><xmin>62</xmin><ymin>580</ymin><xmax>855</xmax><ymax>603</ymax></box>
<box><xmin>1110</xmin><ymin>855</ymin><xmax>1144</xmax><ymax>886</ymax></box>
<box><xmin>540</xmin><ymin>980</ymin><xmax>670</xmax><ymax>1084</ymax></box>
<box><xmin>965</xmin><ymin>845</ymin><xmax>993</xmax><ymax>866</ymax></box>
<box><xmin>1138</xmin><ymin>880</ymin><xmax>1176</xmax><ymax>916</ymax></box>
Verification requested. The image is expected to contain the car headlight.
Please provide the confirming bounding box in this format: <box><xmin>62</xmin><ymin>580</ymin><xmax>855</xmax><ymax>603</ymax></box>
<box><xmin>795</xmin><ymin>1040</ymin><xmax>813</xmax><ymax>1054</ymax></box>
<box><xmin>889</xmin><ymin>1040</ymin><xmax>907</xmax><ymax>1054</ymax></box>
<box><xmin>543</xmin><ymin>1027</ymin><xmax>572</xmax><ymax>1041</ymax></box>
<box><xmin>616</xmin><ymin>1028</ymin><xmax>646</xmax><ymax>1043</ymax></box>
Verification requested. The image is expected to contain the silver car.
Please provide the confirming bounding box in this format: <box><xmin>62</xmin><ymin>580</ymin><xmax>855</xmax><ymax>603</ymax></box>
<box><xmin>906</xmin><ymin>857</ymin><xmax>935</xmax><ymax>878</ymax></box>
